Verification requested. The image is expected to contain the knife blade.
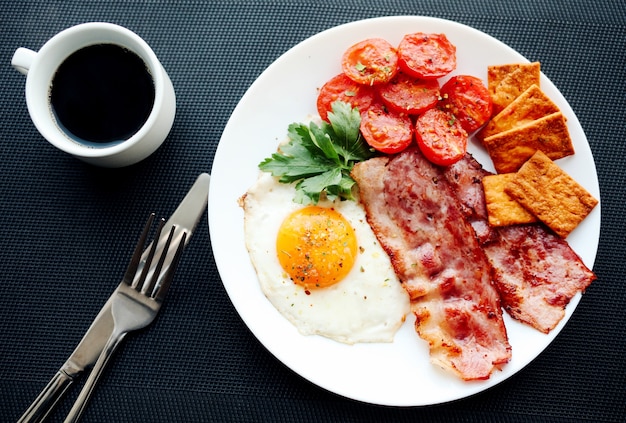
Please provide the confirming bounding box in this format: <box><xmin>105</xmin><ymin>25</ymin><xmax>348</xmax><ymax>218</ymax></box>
<box><xmin>18</xmin><ymin>173</ymin><xmax>210</xmax><ymax>423</ymax></box>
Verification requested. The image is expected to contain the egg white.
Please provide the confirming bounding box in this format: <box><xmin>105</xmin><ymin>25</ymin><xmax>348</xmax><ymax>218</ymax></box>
<box><xmin>241</xmin><ymin>172</ymin><xmax>410</xmax><ymax>344</ymax></box>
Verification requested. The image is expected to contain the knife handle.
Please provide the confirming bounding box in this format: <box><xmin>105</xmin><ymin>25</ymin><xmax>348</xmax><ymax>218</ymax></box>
<box><xmin>18</xmin><ymin>370</ymin><xmax>74</xmax><ymax>423</ymax></box>
<box><xmin>63</xmin><ymin>332</ymin><xmax>127</xmax><ymax>423</ymax></box>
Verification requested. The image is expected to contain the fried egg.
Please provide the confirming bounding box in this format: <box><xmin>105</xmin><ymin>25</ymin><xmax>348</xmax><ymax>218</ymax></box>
<box><xmin>241</xmin><ymin>172</ymin><xmax>409</xmax><ymax>344</ymax></box>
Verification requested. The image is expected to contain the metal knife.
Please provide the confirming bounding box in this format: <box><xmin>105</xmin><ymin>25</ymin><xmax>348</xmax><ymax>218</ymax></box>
<box><xmin>18</xmin><ymin>173</ymin><xmax>210</xmax><ymax>423</ymax></box>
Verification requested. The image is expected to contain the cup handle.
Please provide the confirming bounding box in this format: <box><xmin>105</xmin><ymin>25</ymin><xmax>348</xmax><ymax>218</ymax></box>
<box><xmin>12</xmin><ymin>47</ymin><xmax>38</xmax><ymax>75</ymax></box>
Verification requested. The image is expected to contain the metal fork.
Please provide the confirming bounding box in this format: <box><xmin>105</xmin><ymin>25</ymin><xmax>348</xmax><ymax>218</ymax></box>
<box><xmin>64</xmin><ymin>214</ymin><xmax>187</xmax><ymax>423</ymax></box>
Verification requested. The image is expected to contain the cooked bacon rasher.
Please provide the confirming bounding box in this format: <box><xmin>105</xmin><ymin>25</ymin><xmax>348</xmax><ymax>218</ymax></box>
<box><xmin>443</xmin><ymin>155</ymin><xmax>596</xmax><ymax>333</ymax></box>
<box><xmin>352</xmin><ymin>148</ymin><xmax>511</xmax><ymax>381</ymax></box>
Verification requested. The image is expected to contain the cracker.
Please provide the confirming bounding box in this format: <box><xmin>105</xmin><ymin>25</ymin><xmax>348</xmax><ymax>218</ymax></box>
<box><xmin>477</xmin><ymin>84</ymin><xmax>560</xmax><ymax>142</ymax></box>
<box><xmin>482</xmin><ymin>112</ymin><xmax>574</xmax><ymax>173</ymax></box>
<box><xmin>482</xmin><ymin>173</ymin><xmax>538</xmax><ymax>226</ymax></box>
<box><xmin>505</xmin><ymin>150</ymin><xmax>598</xmax><ymax>238</ymax></box>
<box><xmin>488</xmin><ymin>62</ymin><xmax>541</xmax><ymax>115</ymax></box>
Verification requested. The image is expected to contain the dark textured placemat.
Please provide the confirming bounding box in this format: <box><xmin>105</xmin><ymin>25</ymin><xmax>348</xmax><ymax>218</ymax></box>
<box><xmin>1</xmin><ymin>1</ymin><xmax>625</xmax><ymax>422</ymax></box>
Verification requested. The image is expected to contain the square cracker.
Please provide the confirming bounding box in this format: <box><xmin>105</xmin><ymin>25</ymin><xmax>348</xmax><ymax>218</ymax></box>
<box><xmin>477</xmin><ymin>84</ymin><xmax>560</xmax><ymax>142</ymax></box>
<box><xmin>505</xmin><ymin>150</ymin><xmax>598</xmax><ymax>238</ymax></box>
<box><xmin>483</xmin><ymin>111</ymin><xmax>574</xmax><ymax>173</ymax></box>
<box><xmin>482</xmin><ymin>173</ymin><xmax>538</xmax><ymax>226</ymax></box>
<box><xmin>488</xmin><ymin>62</ymin><xmax>541</xmax><ymax>115</ymax></box>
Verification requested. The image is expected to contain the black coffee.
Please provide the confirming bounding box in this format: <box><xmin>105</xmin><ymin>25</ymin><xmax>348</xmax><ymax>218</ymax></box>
<box><xmin>50</xmin><ymin>43</ymin><xmax>155</xmax><ymax>146</ymax></box>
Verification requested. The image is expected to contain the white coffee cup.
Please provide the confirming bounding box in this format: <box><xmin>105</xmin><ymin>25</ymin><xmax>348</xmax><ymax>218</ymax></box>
<box><xmin>11</xmin><ymin>22</ymin><xmax>176</xmax><ymax>167</ymax></box>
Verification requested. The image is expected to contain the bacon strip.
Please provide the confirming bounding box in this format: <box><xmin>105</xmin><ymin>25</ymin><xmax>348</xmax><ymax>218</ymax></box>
<box><xmin>352</xmin><ymin>148</ymin><xmax>511</xmax><ymax>380</ymax></box>
<box><xmin>444</xmin><ymin>155</ymin><xmax>596</xmax><ymax>333</ymax></box>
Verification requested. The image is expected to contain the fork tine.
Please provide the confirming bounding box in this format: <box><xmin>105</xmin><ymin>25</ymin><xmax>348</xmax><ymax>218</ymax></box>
<box><xmin>123</xmin><ymin>213</ymin><xmax>156</xmax><ymax>284</ymax></box>
<box><xmin>154</xmin><ymin>231</ymin><xmax>187</xmax><ymax>302</ymax></box>
<box><xmin>132</xmin><ymin>217</ymin><xmax>165</xmax><ymax>290</ymax></box>
<box><xmin>142</xmin><ymin>224</ymin><xmax>176</xmax><ymax>297</ymax></box>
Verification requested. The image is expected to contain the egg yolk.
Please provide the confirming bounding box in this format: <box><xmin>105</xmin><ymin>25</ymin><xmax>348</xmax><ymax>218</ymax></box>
<box><xmin>276</xmin><ymin>206</ymin><xmax>358</xmax><ymax>289</ymax></box>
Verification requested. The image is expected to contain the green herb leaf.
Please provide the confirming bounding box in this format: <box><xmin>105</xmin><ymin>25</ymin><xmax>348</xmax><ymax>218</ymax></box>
<box><xmin>326</xmin><ymin>101</ymin><xmax>371</xmax><ymax>164</ymax></box>
<box><xmin>258</xmin><ymin>100</ymin><xmax>374</xmax><ymax>204</ymax></box>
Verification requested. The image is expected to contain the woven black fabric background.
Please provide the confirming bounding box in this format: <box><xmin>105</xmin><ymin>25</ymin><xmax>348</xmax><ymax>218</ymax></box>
<box><xmin>1</xmin><ymin>1</ymin><xmax>625</xmax><ymax>422</ymax></box>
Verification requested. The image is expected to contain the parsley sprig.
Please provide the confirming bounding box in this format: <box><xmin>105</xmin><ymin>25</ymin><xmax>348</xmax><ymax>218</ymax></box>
<box><xmin>259</xmin><ymin>101</ymin><xmax>375</xmax><ymax>204</ymax></box>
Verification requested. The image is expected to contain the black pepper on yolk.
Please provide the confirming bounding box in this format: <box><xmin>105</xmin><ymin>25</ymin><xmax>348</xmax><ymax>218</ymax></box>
<box><xmin>276</xmin><ymin>206</ymin><xmax>358</xmax><ymax>290</ymax></box>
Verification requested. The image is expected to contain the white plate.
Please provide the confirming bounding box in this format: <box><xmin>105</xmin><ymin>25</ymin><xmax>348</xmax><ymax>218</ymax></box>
<box><xmin>208</xmin><ymin>16</ymin><xmax>601</xmax><ymax>406</ymax></box>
